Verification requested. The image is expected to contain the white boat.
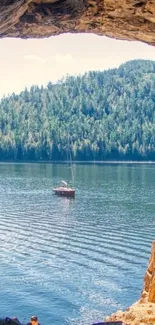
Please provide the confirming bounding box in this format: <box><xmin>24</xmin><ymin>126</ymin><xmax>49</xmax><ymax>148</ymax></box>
<box><xmin>52</xmin><ymin>138</ymin><xmax>76</xmax><ymax>198</ymax></box>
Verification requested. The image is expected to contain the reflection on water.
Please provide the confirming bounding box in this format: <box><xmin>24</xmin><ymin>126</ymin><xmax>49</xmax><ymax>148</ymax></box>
<box><xmin>0</xmin><ymin>163</ymin><xmax>154</xmax><ymax>325</ymax></box>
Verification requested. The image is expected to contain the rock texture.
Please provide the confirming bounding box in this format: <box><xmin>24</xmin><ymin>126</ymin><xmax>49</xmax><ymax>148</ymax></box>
<box><xmin>141</xmin><ymin>241</ymin><xmax>155</xmax><ymax>304</ymax></box>
<box><xmin>105</xmin><ymin>241</ymin><xmax>155</xmax><ymax>325</ymax></box>
<box><xmin>0</xmin><ymin>0</ymin><xmax>155</xmax><ymax>45</ymax></box>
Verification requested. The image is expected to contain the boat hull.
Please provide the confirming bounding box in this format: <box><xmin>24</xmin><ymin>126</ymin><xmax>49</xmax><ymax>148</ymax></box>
<box><xmin>53</xmin><ymin>187</ymin><xmax>75</xmax><ymax>198</ymax></box>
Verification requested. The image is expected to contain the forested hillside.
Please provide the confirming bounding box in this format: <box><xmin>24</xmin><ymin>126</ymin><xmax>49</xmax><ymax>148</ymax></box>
<box><xmin>0</xmin><ymin>59</ymin><xmax>155</xmax><ymax>161</ymax></box>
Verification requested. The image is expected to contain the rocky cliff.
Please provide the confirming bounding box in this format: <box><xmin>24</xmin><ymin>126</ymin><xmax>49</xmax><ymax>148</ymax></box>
<box><xmin>0</xmin><ymin>0</ymin><xmax>155</xmax><ymax>45</ymax></box>
<box><xmin>105</xmin><ymin>241</ymin><xmax>155</xmax><ymax>325</ymax></box>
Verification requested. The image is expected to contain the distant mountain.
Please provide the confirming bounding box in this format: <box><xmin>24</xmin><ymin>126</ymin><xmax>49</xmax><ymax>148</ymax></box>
<box><xmin>0</xmin><ymin>59</ymin><xmax>155</xmax><ymax>161</ymax></box>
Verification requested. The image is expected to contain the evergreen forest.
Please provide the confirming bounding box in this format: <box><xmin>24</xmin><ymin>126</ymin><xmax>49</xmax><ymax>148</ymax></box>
<box><xmin>0</xmin><ymin>59</ymin><xmax>155</xmax><ymax>161</ymax></box>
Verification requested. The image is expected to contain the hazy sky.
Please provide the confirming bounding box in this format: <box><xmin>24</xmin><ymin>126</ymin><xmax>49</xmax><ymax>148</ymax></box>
<box><xmin>0</xmin><ymin>33</ymin><xmax>155</xmax><ymax>96</ymax></box>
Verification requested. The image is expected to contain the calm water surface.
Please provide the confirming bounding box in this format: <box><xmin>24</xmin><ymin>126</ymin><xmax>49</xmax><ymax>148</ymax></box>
<box><xmin>0</xmin><ymin>163</ymin><xmax>154</xmax><ymax>325</ymax></box>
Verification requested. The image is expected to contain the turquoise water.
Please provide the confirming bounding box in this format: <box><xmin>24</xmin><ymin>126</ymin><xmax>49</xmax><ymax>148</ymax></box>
<box><xmin>0</xmin><ymin>163</ymin><xmax>154</xmax><ymax>325</ymax></box>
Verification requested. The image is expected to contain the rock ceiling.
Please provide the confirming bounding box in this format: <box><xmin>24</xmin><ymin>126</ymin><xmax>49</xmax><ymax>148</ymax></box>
<box><xmin>0</xmin><ymin>0</ymin><xmax>155</xmax><ymax>46</ymax></box>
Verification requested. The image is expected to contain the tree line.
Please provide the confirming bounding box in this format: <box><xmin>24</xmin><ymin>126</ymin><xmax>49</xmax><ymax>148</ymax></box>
<box><xmin>0</xmin><ymin>59</ymin><xmax>155</xmax><ymax>161</ymax></box>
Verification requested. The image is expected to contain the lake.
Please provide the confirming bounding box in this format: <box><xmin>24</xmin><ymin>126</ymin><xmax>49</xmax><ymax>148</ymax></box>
<box><xmin>0</xmin><ymin>163</ymin><xmax>154</xmax><ymax>325</ymax></box>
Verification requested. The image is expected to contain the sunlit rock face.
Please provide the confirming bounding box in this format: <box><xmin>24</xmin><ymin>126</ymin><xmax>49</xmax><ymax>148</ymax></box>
<box><xmin>105</xmin><ymin>241</ymin><xmax>155</xmax><ymax>325</ymax></box>
<box><xmin>0</xmin><ymin>0</ymin><xmax>155</xmax><ymax>45</ymax></box>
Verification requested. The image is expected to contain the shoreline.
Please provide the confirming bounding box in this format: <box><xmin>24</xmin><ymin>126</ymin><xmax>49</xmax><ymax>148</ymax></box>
<box><xmin>0</xmin><ymin>160</ymin><xmax>155</xmax><ymax>165</ymax></box>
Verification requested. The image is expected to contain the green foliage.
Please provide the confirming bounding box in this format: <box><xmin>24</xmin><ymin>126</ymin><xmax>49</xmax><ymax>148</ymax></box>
<box><xmin>0</xmin><ymin>59</ymin><xmax>155</xmax><ymax>161</ymax></box>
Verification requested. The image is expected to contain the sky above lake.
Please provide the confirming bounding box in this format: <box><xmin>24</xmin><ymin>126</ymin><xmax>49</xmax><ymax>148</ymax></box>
<box><xmin>0</xmin><ymin>33</ymin><xmax>155</xmax><ymax>96</ymax></box>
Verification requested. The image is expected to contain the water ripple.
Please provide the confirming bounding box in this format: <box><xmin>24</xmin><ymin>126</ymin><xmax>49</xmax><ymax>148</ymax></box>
<box><xmin>0</xmin><ymin>163</ymin><xmax>154</xmax><ymax>325</ymax></box>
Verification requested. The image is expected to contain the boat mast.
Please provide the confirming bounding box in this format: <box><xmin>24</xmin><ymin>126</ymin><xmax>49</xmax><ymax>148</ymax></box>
<box><xmin>68</xmin><ymin>134</ymin><xmax>74</xmax><ymax>187</ymax></box>
<box><xmin>69</xmin><ymin>149</ymin><xmax>74</xmax><ymax>187</ymax></box>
